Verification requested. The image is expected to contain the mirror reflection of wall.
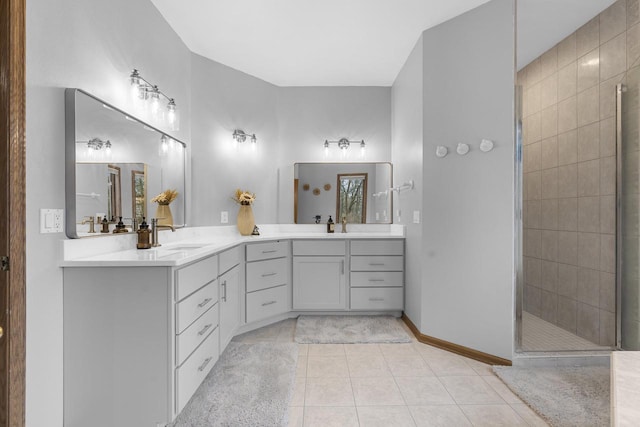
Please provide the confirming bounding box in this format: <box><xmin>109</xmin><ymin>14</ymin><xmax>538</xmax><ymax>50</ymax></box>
<box><xmin>67</xmin><ymin>89</ymin><xmax>187</xmax><ymax>238</ymax></box>
<box><xmin>294</xmin><ymin>162</ymin><xmax>392</xmax><ymax>224</ymax></box>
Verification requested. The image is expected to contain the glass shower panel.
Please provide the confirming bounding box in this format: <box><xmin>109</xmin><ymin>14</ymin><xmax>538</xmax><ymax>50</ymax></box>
<box><xmin>622</xmin><ymin>66</ymin><xmax>640</xmax><ymax>351</ymax></box>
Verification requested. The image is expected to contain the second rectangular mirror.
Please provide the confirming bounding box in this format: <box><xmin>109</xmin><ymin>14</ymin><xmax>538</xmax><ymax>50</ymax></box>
<box><xmin>294</xmin><ymin>162</ymin><xmax>392</xmax><ymax>224</ymax></box>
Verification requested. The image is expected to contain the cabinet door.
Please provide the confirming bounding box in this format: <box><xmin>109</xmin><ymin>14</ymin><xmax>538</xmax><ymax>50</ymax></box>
<box><xmin>219</xmin><ymin>265</ymin><xmax>241</xmax><ymax>351</ymax></box>
<box><xmin>293</xmin><ymin>256</ymin><xmax>346</xmax><ymax>310</ymax></box>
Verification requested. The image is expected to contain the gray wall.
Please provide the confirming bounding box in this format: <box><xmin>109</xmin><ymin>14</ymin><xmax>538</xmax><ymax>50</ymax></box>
<box><xmin>392</xmin><ymin>0</ymin><xmax>515</xmax><ymax>360</ymax></box>
<box><xmin>391</xmin><ymin>36</ymin><xmax>424</xmax><ymax>327</ymax></box>
<box><xmin>420</xmin><ymin>0</ymin><xmax>515</xmax><ymax>360</ymax></box>
<box><xmin>26</xmin><ymin>0</ymin><xmax>191</xmax><ymax>425</ymax></box>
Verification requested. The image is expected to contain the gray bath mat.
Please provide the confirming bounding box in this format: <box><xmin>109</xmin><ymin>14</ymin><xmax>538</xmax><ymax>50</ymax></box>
<box><xmin>493</xmin><ymin>366</ymin><xmax>610</xmax><ymax>427</ymax></box>
<box><xmin>172</xmin><ymin>342</ymin><xmax>298</xmax><ymax>427</ymax></box>
<box><xmin>295</xmin><ymin>315</ymin><xmax>412</xmax><ymax>343</ymax></box>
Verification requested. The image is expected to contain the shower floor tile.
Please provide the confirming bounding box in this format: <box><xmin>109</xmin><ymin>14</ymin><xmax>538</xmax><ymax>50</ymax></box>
<box><xmin>521</xmin><ymin>311</ymin><xmax>611</xmax><ymax>351</ymax></box>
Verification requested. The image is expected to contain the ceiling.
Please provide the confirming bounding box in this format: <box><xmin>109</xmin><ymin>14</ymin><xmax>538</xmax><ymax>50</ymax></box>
<box><xmin>151</xmin><ymin>0</ymin><xmax>617</xmax><ymax>87</ymax></box>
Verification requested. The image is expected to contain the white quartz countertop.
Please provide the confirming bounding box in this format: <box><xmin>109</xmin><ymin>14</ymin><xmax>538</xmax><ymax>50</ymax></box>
<box><xmin>60</xmin><ymin>224</ymin><xmax>405</xmax><ymax>267</ymax></box>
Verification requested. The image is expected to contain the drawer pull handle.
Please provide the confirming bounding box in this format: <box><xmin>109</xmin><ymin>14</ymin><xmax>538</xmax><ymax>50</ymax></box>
<box><xmin>368</xmin><ymin>279</ymin><xmax>385</xmax><ymax>282</ymax></box>
<box><xmin>198</xmin><ymin>298</ymin><xmax>212</xmax><ymax>308</ymax></box>
<box><xmin>369</xmin><ymin>263</ymin><xmax>385</xmax><ymax>266</ymax></box>
<box><xmin>262</xmin><ymin>300</ymin><xmax>277</xmax><ymax>306</ymax></box>
<box><xmin>261</xmin><ymin>272</ymin><xmax>277</xmax><ymax>277</ymax></box>
<box><xmin>198</xmin><ymin>323</ymin><xmax>213</xmax><ymax>336</ymax></box>
<box><xmin>198</xmin><ymin>357</ymin><xmax>213</xmax><ymax>372</ymax></box>
<box><xmin>222</xmin><ymin>281</ymin><xmax>227</xmax><ymax>302</ymax></box>
<box><xmin>262</xmin><ymin>250</ymin><xmax>278</xmax><ymax>254</ymax></box>
<box><xmin>369</xmin><ymin>297</ymin><xmax>385</xmax><ymax>302</ymax></box>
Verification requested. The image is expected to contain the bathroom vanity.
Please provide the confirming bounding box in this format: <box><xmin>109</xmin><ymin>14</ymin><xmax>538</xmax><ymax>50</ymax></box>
<box><xmin>61</xmin><ymin>225</ymin><xmax>405</xmax><ymax>427</ymax></box>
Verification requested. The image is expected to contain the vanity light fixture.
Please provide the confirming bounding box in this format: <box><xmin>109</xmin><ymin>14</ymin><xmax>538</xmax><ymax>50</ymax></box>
<box><xmin>78</xmin><ymin>137</ymin><xmax>112</xmax><ymax>152</ymax></box>
<box><xmin>232</xmin><ymin>129</ymin><xmax>257</xmax><ymax>144</ymax></box>
<box><xmin>324</xmin><ymin>137</ymin><xmax>366</xmax><ymax>151</ymax></box>
<box><xmin>160</xmin><ymin>135</ymin><xmax>169</xmax><ymax>154</ymax></box>
<box><xmin>129</xmin><ymin>69</ymin><xmax>179</xmax><ymax>130</ymax></box>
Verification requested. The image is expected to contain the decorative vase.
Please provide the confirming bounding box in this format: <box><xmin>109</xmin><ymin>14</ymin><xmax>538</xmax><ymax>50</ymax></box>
<box><xmin>155</xmin><ymin>204</ymin><xmax>173</xmax><ymax>226</ymax></box>
<box><xmin>237</xmin><ymin>204</ymin><xmax>255</xmax><ymax>236</ymax></box>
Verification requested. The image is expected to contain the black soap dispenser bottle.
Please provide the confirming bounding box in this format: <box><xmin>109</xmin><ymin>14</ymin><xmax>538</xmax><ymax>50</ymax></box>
<box><xmin>327</xmin><ymin>215</ymin><xmax>335</xmax><ymax>233</ymax></box>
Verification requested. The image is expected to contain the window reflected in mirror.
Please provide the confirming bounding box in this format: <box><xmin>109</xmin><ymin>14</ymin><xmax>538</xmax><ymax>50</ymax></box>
<box><xmin>337</xmin><ymin>173</ymin><xmax>367</xmax><ymax>224</ymax></box>
<box><xmin>131</xmin><ymin>168</ymin><xmax>146</xmax><ymax>221</ymax></box>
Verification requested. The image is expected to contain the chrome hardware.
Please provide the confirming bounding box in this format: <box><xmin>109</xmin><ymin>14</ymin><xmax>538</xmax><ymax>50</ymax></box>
<box><xmin>197</xmin><ymin>357</ymin><xmax>213</xmax><ymax>372</ymax></box>
<box><xmin>368</xmin><ymin>279</ymin><xmax>385</xmax><ymax>282</ymax></box>
<box><xmin>198</xmin><ymin>298</ymin><xmax>212</xmax><ymax>308</ymax></box>
<box><xmin>261</xmin><ymin>300</ymin><xmax>277</xmax><ymax>306</ymax></box>
<box><xmin>369</xmin><ymin>297</ymin><xmax>385</xmax><ymax>302</ymax></box>
<box><xmin>369</xmin><ymin>263</ymin><xmax>385</xmax><ymax>266</ymax></box>
<box><xmin>197</xmin><ymin>323</ymin><xmax>213</xmax><ymax>336</ymax></box>
<box><xmin>222</xmin><ymin>281</ymin><xmax>227</xmax><ymax>302</ymax></box>
<box><xmin>341</xmin><ymin>260</ymin><xmax>344</xmax><ymax>274</ymax></box>
<box><xmin>261</xmin><ymin>272</ymin><xmax>277</xmax><ymax>277</ymax></box>
<box><xmin>261</xmin><ymin>250</ymin><xmax>277</xmax><ymax>254</ymax></box>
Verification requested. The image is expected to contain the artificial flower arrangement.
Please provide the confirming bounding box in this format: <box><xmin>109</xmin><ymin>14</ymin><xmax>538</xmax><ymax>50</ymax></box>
<box><xmin>151</xmin><ymin>189</ymin><xmax>179</xmax><ymax>205</ymax></box>
<box><xmin>232</xmin><ymin>189</ymin><xmax>256</xmax><ymax>206</ymax></box>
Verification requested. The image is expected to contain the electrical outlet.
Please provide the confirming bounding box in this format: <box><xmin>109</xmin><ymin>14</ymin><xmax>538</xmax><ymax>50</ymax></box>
<box><xmin>220</xmin><ymin>211</ymin><xmax>229</xmax><ymax>224</ymax></box>
<box><xmin>40</xmin><ymin>208</ymin><xmax>64</xmax><ymax>233</ymax></box>
<box><xmin>413</xmin><ymin>210</ymin><xmax>420</xmax><ymax>224</ymax></box>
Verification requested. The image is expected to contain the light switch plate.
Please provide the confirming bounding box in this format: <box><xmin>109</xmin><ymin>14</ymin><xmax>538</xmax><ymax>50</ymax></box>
<box><xmin>220</xmin><ymin>211</ymin><xmax>229</xmax><ymax>224</ymax></box>
<box><xmin>413</xmin><ymin>210</ymin><xmax>420</xmax><ymax>224</ymax></box>
<box><xmin>40</xmin><ymin>209</ymin><xmax>64</xmax><ymax>233</ymax></box>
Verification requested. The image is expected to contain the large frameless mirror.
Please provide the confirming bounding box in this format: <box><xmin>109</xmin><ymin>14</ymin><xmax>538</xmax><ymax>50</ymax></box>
<box><xmin>294</xmin><ymin>162</ymin><xmax>392</xmax><ymax>224</ymax></box>
<box><xmin>65</xmin><ymin>88</ymin><xmax>187</xmax><ymax>238</ymax></box>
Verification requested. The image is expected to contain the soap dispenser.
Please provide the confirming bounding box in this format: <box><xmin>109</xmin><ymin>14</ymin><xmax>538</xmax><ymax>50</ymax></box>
<box><xmin>327</xmin><ymin>215</ymin><xmax>335</xmax><ymax>233</ymax></box>
<box><xmin>136</xmin><ymin>217</ymin><xmax>151</xmax><ymax>249</ymax></box>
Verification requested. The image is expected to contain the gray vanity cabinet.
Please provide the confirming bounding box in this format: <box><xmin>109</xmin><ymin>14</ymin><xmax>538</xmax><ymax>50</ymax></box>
<box><xmin>63</xmin><ymin>254</ymin><xmax>221</xmax><ymax>427</ymax></box>
<box><xmin>218</xmin><ymin>246</ymin><xmax>242</xmax><ymax>350</ymax></box>
<box><xmin>292</xmin><ymin>240</ymin><xmax>347</xmax><ymax>310</ymax></box>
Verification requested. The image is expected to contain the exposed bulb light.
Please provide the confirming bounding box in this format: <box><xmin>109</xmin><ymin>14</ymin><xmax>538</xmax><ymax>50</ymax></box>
<box><xmin>128</xmin><ymin>69</ymin><xmax>179</xmax><ymax>130</ymax></box>
<box><xmin>233</xmin><ymin>129</ymin><xmax>257</xmax><ymax>144</ymax></box>
<box><xmin>160</xmin><ymin>134</ymin><xmax>169</xmax><ymax>154</ymax></box>
<box><xmin>324</xmin><ymin>137</ymin><xmax>366</xmax><ymax>152</ymax></box>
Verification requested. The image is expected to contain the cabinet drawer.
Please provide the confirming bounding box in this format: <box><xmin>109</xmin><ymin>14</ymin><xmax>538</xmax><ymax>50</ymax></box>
<box><xmin>246</xmin><ymin>284</ymin><xmax>289</xmax><ymax>323</ymax></box>
<box><xmin>350</xmin><ymin>256</ymin><xmax>404</xmax><ymax>272</ymax></box>
<box><xmin>350</xmin><ymin>271</ymin><xmax>403</xmax><ymax>287</ymax></box>
<box><xmin>176</xmin><ymin>282</ymin><xmax>218</xmax><ymax>334</ymax></box>
<box><xmin>176</xmin><ymin>302</ymin><xmax>219</xmax><ymax>366</ymax></box>
<box><xmin>293</xmin><ymin>240</ymin><xmax>346</xmax><ymax>256</ymax></box>
<box><xmin>246</xmin><ymin>257</ymin><xmax>289</xmax><ymax>293</ymax></box>
<box><xmin>246</xmin><ymin>241</ymin><xmax>289</xmax><ymax>262</ymax></box>
<box><xmin>219</xmin><ymin>246</ymin><xmax>241</xmax><ymax>275</ymax></box>
<box><xmin>176</xmin><ymin>255</ymin><xmax>218</xmax><ymax>301</ymax></box>
<box><xmin>176</xmin><ymin>327</ymin><xmax>219</xmax><ymax>414</ymax></box>
<box><xmin>350</xmin><ymin>240</ymin><xmax>404</xmax><ymax>256</ymax></box>
<box><xmin>350</xmin><ymin>287</ymin><xmax>404</xmax><ymax>310</ymax></box>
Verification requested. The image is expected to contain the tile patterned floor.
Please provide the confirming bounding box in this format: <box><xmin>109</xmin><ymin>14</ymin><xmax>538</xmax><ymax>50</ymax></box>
<box><xmin>235</xmin><ymin>319</ymin><xmax>550</xmax><ymax>426</ymax></box>
<box><xmin>521</xmin><ymin>311</ymin><xmax>610</xmax><ymax>352</ymax></box>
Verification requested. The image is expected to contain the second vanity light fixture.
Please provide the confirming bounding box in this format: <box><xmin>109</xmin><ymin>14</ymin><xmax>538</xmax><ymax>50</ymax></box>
<box><xmin>324</xmin><ymin>137</ymin><xmax>366</xmax><ymax>151</ymax></box>
<box><xmin>232</xmin><ymin>129</ymin><xmax>257</xmax><ymax>144</ymax></box>
<box><xmin>129</xmin><ymin>69</ymin><xmax>179</xmax><ymax>130</ymax></box>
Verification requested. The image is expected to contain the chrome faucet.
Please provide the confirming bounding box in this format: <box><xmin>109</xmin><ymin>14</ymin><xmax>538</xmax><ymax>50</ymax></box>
<box><xmin>81</xmin><ymin>216</ymin><xmax>96</xmax><ymax>233</ymax></box>
<box><xmin>151</xmin><ymin>218</ymin><xmax>175</xmax><ymax>247</ymax></box>
<box><xmin>341</xmin><ymin>215</ymin><xmax>347</xmax><ymax>233</ymax></box>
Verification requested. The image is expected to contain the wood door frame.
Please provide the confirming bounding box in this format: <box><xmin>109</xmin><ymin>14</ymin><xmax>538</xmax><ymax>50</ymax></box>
<box><xmin>0</xmin><ymin>0</ymin><xmax>26</xmax><ymax>425</ymax></box>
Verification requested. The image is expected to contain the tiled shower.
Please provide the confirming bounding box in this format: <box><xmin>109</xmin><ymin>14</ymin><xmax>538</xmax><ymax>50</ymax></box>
<box><xmin>519</xmin><ymin>0</ymin><xmax>640</xmax><ymax>350</ymax></box>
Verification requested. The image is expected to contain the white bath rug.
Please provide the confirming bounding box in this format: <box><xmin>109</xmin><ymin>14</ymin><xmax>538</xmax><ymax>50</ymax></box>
<box><xmin>171</xmin><ymin>342</ymin><xmax>298</xmax><ymax>427</ymax></box>
<box><xmin>294</xmin><ymin>315</ymin><xmax>412</xmax><ymax>344</ymax></box>
<box><xmin>493</xmin><ymin>365</ymin><xmax>609</xmax><ymax>427</ymax></box>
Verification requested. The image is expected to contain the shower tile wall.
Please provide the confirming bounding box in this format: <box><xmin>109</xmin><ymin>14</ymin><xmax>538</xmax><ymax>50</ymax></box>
<box><xmin>519</xmin><ymin>0</ymin><xmax>640</xmax><ymax>346</ymax></box>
